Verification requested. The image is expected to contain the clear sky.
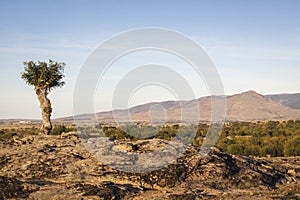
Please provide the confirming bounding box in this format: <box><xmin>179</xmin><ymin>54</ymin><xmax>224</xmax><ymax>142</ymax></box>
<box><xmin>1</xmin><ymin>0</ymin><xmax>300</xmax><ymax>119</ymax></box>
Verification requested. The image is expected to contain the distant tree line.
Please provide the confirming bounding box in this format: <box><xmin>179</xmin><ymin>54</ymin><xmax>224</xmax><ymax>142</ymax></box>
<box><xmin>1</xmin><ymin>120</ymin><xmax>299</xmax><ymax>157</ymax></box>
<box><xmin>215</xmin><ymin>120</ymin><xmax>300</xmax><ymax>157</ymax></box>
<box><xmin>97</xmin><ymin>120</ymin><xmax>300</xmax><ymax>157</ymax></box>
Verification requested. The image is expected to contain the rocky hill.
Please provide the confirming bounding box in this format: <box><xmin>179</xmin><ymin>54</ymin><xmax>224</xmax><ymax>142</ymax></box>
<box><xmin>267</xmin><ymin>93</ymin><xmax>300</xmax><ymax>110</ymax></box>
<box><xmin>0</xmin><ymin>133</ymin><xmax>299</xmax><ymax>199</ymax></box>
<box><xmin>225</xmin><ymin>90</ymin><xmax>300</xmax><ymax>121</ymax></box>
<box><xmin>66</xmin><ymin>90</ymin><xmax>300</xmax><ymax>123</ymax></box>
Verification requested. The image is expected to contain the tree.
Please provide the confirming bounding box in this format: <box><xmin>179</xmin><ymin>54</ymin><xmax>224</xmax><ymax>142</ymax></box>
<box><xmin>21</xmin><ymin>60</ymin><xmax>65</xmax><ymax>134</ymax></box>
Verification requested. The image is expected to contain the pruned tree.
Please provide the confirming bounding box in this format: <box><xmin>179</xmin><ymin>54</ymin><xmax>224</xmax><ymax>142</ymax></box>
<box><xmin>21</xmin><ymin>60</ymin><xmax>65</xmax><ymax>134</ymax></box>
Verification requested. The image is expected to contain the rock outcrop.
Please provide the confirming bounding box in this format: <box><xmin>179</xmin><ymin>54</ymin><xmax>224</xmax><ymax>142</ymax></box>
<box><xmin>0</xmin><ymin>134</ymin><xmax>299</xmax><ymax>199</ymax></box>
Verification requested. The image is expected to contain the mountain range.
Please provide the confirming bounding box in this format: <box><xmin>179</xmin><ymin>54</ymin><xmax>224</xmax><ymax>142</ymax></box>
<box><xmin>67</xmin><ymin>90</ymin><xmax>300</xmax><ymax>123</ymax></box>
<box><xmin>267</xmin><ymin>93</ymin><xmax>300</xmax><ymax>109</ymax></box>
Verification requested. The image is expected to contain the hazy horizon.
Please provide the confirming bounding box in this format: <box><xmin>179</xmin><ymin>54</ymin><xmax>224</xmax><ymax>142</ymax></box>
<box><xmin>1</xmin><ymin>89</ymin><xmax>299</xmax><ymax>120</ymax></box>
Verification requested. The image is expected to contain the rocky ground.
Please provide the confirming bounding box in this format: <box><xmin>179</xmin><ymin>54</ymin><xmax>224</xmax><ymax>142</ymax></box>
<box><xmin>0</xmin><ymin>132</ymin><xmax>299</xmax><ymax>200</ymax></box>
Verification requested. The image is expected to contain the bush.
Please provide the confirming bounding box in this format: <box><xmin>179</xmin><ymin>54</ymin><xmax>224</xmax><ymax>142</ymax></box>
<box><xmin>0</xmin><ymin>132</ymin><xmax>17</xmax><ymax>141</ymax></box>
<box><xmin>227</xmin><ymin>143</ymin><xmax>245</xmax><ymax>155</ymax></box>
<box><xmin>244</xmin><ymin>145</ymin><xmax>259</xmax><ymax>156</ymax></box>
<box><xmin>284</xmin><ymin>135</ymin><xmax>300</xmax><ymax>156</ymax></box>
<box><xmin>50</xmin><ymin>125</ymin><xmax>75</xmax><ymax>135</ymax></box>
<box><xmin>102</xmin><ymin>126</ymin><xmax>134</xmax><ymax>140</ymax></box>
<box><xmin>191</xmin><ymin>136</ymin><xmax>203</xmax><ymax>147</ymax></box>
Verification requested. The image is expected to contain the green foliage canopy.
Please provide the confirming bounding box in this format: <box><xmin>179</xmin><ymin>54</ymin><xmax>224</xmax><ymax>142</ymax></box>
<box><xmin>21</xmin><ymin>59</ymin><xmax>65</xmax><ymax>92</ymax></box>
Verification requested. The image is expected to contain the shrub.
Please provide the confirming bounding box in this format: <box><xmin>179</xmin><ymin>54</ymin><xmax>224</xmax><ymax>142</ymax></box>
<box><xmin>0</xmin><ymin>132</ymin><xmax>17</xmax><ymax>141</ymax></box>
<box><xmin>227</xmin><ymin>143</ymin><xmax>245</xmax><ymax>155</ymax></box>
<box><xmin>244</xmin><ymin>145</ymin><xmax>259</xmax><ymax>156</ymax></box>
<box><xmin>50</xmin><ymin>125</ymin><xmax>75</xmax><ymax>135</ymax></box>
<box><xmin>191</xmin><ymin>136</ymin><xmax>203</xmax><ymax>147</ymax></box>
<box><xmin>284</xmin><ymin>135</ymin><xmax>300</xmax><ymax>156</ymax></box>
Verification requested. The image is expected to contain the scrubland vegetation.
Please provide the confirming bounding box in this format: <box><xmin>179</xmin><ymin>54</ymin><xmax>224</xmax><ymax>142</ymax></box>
<box><xmin>1</xmin><ymin>120</ymin><xmax>300</xmax><ymax>157</ymax></box>
<box><xmin>91</xmin><ymin>120</ymin><xmax>300</xmax><ymax>157</ymax></box>
<box><xmin>216</xmin><ymin>120</ymin><xmax>300</xmax><ymax>157</ymax></box>
<box><xmin>0</xmin><ymin>124</ymin><xmax>76</xmax><ymax>139</ymax></box>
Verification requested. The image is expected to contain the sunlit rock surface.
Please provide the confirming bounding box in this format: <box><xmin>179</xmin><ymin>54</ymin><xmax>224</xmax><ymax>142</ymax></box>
<box><xmin>0</xmin><ymin>133</ymin><xmax>299</xmax><ymax>199</ymax></box>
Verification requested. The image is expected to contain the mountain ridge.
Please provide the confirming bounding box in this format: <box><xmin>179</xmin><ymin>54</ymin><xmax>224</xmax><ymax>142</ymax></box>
<box><xmin>267</xmin><ymin>93</ymin><xmax>300</xmax><ymax>109</ymax></box>
<box><xmin>65</xmin><ymin>90</ymin><xmax>300</xmax><ymax>123</ymax></box>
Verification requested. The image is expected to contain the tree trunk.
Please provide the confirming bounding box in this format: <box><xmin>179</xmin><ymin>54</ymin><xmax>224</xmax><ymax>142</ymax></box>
<box><xmin>35</xmin><ymin>87</ymin><xmax>52</xmax><ymax>134</ymax></box>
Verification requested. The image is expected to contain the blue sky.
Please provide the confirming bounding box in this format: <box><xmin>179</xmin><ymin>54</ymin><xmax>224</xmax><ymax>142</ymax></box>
<box><xmin>1</xmin><ymin>0</ymin><xmax>300</xmax><ymax>119</ymax></box>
